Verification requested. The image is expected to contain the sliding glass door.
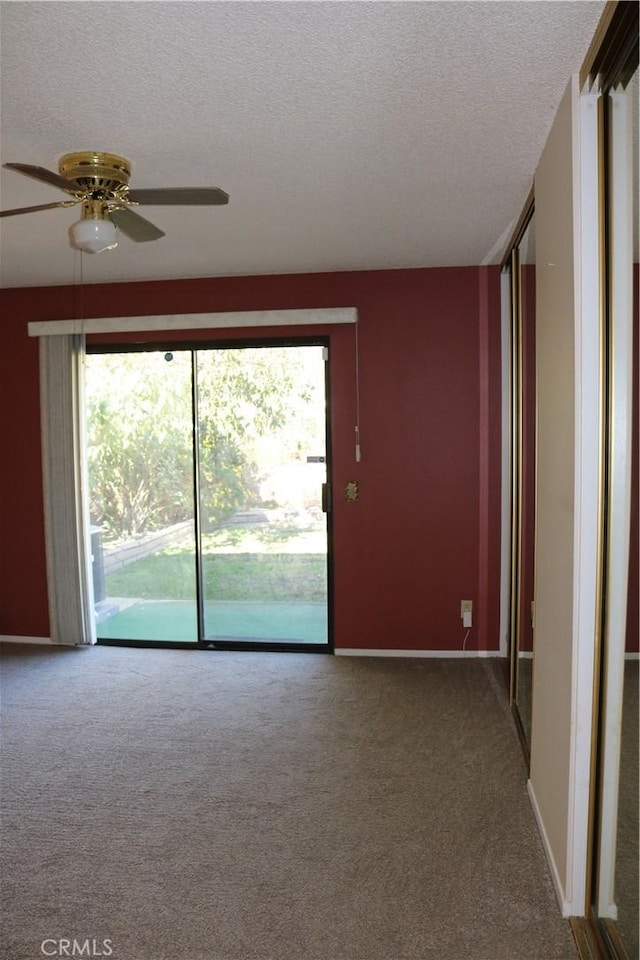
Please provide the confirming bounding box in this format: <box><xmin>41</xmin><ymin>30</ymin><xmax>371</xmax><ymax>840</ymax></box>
<box><xmin>85</xmin><ymin>349</ymin><xmax>199</xmax><ymax>642</ymax></box>
<box><xmin>197</xmin><ymin>347</ymin><xmax>328</xmax><ymax>646</ymax></box>
<box><xmin>85</xmin><ymin>342</ymin><xmax>330</xmax><ymax>650</ymax></box>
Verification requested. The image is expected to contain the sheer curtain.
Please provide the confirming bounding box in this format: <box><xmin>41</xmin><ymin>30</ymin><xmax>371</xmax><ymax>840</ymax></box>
<box><xmin>39</xmin><ymin>333</ymin><xmax>95</xmax><ymax>645</ymax></box>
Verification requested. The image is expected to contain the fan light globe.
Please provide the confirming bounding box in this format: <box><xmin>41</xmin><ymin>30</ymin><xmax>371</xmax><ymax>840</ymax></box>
<box><xmin>70</xmin><ymin>218</ymin><xmax>118</xmax><ymax>254</ymax></box>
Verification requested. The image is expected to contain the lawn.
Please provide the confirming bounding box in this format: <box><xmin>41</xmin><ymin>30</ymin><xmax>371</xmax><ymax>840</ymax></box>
<box><xmin>105</xmin><ymin>522</ymin><xmax>327</xmax><ymax>603</ymax></box>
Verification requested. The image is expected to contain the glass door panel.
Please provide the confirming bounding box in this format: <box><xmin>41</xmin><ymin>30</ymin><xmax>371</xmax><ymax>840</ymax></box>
<box><xmin>85</xmin><ymin>350</ymin><xmax>198</xmax><ymax>642</ymax></box>
<box><xmin>196</xmin><ymin>345</ymin><xmax>328</xmax><ymax>645</ymax></box>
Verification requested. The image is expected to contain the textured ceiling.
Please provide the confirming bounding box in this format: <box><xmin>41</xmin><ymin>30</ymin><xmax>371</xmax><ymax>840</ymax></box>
<box><xmin>0</xmin><ymin>0</ymin><xmax>607</xmax><ymax>288</ymax></box>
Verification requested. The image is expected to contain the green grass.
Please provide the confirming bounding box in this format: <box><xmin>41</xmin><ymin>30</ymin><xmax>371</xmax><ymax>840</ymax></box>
<box><xmin>101</xmin><ymin>520</ymin><xmax>328</xmax><ymax>642</ymax></box>
<box><xmin>106</xmin><ymin>549</ymin><xmax>326</xmax><ymax>602</ymax></box>
<box><xmin>202</xmin><ymin>523</ymin><xmax>314</xmax><ymax>549</ymax></box>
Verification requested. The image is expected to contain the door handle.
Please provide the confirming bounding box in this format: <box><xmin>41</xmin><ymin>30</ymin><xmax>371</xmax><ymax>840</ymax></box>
<box><xmin>321</xmin><ymin>482</ymin><xmax>331</xmax><ymax>513</ymax></box>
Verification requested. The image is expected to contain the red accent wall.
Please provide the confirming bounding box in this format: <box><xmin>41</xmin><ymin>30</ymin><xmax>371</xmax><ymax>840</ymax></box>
<box><xmin>0</xmin><ymin>266</ymin><xmax>503</xmax><ymax>650</ymax></box>
<box><xmin>0</xmin><ymin>303</ymin><xmax>48</xmax><ymax>638</ymax></box>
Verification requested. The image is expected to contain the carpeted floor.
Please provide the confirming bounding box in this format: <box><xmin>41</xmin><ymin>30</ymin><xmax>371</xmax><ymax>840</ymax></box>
<box><xmin>0</xmin><ymin>645</ymin><xmax>579</xmax><ymax>960</ymax></box>
<box><xmin>615</xmin><ymin>660</ymin><xmax>639</xmax><ymax>959</ymax></box>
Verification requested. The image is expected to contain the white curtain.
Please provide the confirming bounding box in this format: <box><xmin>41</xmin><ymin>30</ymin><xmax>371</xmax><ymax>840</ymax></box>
<box><xmin>39</xmin><ymin>334</ymin><xmax>95</xmax><ymax>645</ymax></box>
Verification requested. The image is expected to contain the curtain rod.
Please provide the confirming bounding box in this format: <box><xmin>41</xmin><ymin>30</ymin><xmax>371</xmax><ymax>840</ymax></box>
<box><xmin>28</xmin><ymin>307</ymin><xmax>358</xmax><ymax>338</ymax></box>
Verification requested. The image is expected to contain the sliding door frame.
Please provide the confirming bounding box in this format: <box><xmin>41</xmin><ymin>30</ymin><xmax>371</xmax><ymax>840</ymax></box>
<box><xmin>572</xmin><ymin>1</ymin><xmax>638</xmax><ymax>955</ymax></box>
<box><xmin>500</xmin><ymin>188</ymin><xmax>535</xmax><ymax>765</ymax></box>
<box><xmin>87</xmin><ymin>336</ymin><xmax>334</xmax><ymax>653</ymax></box>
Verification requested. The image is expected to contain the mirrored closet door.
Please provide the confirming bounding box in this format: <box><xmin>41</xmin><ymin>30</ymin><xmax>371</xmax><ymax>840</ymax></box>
<box><xmin>587</xmin><ymin>65</ymin><xmax>638</xmax><ymax>960</ymax></box>
<box><xmin>503</xmin><ymin>193</ymin><xmax>536</xmax><ymax>763</ymax></box>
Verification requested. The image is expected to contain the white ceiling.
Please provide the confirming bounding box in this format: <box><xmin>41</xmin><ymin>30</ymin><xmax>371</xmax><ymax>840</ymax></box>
<box><xmin>0</xmin><ymin>0</ymin><xmax>607</xmax><ymax>289</ymax></box>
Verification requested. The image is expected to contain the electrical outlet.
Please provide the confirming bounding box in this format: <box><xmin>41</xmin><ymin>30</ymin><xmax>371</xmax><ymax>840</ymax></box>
<box><xmin>461</xmin><ymin>600</ymin><xmax>472</xmax><ymax>630</ymax></box>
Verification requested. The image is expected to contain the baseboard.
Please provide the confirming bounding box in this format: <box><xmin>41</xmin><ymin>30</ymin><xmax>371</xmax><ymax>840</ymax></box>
<box><xmin>0</xmin><ymin>635</ymin><xmax>53</xmax><ymax>645</ymax></box>
<box><xmin>335</xmin><ymin>648</ymin><xmax>501</xmax><ymax>658</ymax></box>
<box><xmin>599</xmin><ymin>901</ymin><xmax>618</xmax><ymax>921</ymax></box>
<box><xmin>528</xmin><ymin>779</ymin><xmax>571</xmax><ymax>917</ymax></box>
<box><xmin>0</xmin><ymin>638</ymin><xmax>505</xmax><ymax>657</ymax></box>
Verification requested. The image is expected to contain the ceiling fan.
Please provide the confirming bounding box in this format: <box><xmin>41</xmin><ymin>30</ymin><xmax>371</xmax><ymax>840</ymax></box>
<box><xmin>0</xmin><ymin>151</ymin><xmax>229</xmax><ymax>253</ymax></box>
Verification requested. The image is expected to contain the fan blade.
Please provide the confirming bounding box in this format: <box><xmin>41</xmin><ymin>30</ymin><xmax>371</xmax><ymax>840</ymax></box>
<box><xmin>0</xmin><ymin>200</ymin><xmax>79</xmax><ymax>218</ymax></box>
<box><xmin>109</xmin><ymin>206</ymin><xmax>165</xmax><ymax>242</ymax></box>
<box><xmin>127</xmin><ymin>187</ymin><xmax>229</xmax><ymax>206</ymax></box>
<box><xmin>3</xmin><ymin>162</ymin><xmax>77</xmax><ymax>194</ymax></box>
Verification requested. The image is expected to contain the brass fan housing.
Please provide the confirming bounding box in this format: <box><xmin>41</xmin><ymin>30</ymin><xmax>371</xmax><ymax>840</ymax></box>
<box><xmin>58</xmin><ymin>151</ymin><xmax>132</xmax><ymax>197</ymax></box>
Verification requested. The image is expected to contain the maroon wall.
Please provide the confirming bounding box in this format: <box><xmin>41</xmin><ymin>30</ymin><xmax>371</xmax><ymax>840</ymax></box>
<box><xmin>0</xmin><ymin>304</ymin><xmax>48</xmax><ymax>639</ymax></box>
<box><xmin>0</xmin><ymin>266</ymin><xmax>503</xmax><ymax>650</ymax></box>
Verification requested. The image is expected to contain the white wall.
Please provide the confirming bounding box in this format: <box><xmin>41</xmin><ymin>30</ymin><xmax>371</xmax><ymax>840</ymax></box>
<box><xmin>529</xmin><ymin>78</ymin><xmax>577</xmax><ymax>907</ymax></box>
<box><xmin>528</xmin><ymin>77</ymin><xmax>601</xmax><ymax>916</ymax></box>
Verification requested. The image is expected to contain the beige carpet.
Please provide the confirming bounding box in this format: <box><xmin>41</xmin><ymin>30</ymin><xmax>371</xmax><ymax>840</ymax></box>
<box><xmin>0</xmin><ymin>645</ymin><xmax>578</xmax><ymax>960</ymax></box>
<box><xmin>616</xmin><ymin>660</ymin><xmax>639</xmax><ymax>959</ymax></box>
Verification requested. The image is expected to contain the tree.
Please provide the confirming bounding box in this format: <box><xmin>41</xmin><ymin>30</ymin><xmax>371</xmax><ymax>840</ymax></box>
<box><xmin>86</xmin><ymin>351</ymin><xmax>194</xmax><ymax>539</ymax></box>
<box><xmin>85</xmin><ymin>346</ymin><xmax>322</xmax><ymax>541</ymax></box>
